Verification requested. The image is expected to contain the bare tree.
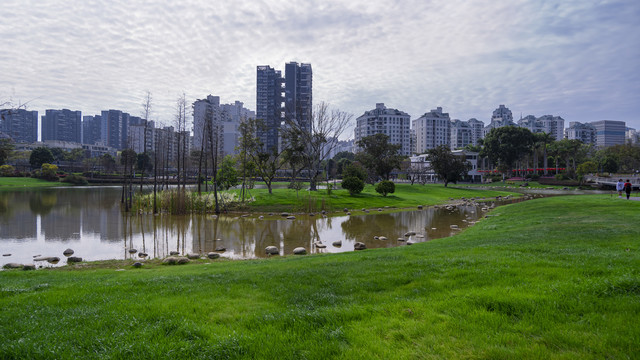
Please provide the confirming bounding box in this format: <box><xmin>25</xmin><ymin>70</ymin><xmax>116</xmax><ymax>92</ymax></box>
<box><xmin>174</xmin><ymin>93</ymin><xmax>188</xmax><ymax>189</ymax></box>
<box><xmin>281</xmin><ymin>102</ymin><xmax>353</xmax><ymax>191</ymax></box>
<box><xmin>140</xmin><ymin>91</ymin><xmax>152</xmax><ymax>192</ymax></box>
<box><xmin>238</xmin><ymin>118</ymin><xmax>285</xmax><ymax>194</ymax></box>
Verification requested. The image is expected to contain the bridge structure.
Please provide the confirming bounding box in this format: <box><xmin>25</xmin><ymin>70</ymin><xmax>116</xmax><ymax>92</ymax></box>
<box><xmin>584</xmin><ymin>175</ymin><xmax>640</xmax><ymax>190</ymax></box>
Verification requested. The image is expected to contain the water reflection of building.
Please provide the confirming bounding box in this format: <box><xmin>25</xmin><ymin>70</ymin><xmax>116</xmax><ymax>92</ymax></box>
<box><xmin>0</xmin><ymin>192</ymin><xmax>37</xmax><ymax>240</ymax></box>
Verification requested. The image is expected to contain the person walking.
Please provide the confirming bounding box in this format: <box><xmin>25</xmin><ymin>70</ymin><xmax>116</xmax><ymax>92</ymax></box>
<box><xmin>624</xmin><ymin>179</ymin><xmax>632</xmax><ymax>200</ymax></box>
<box><xmin>616</xmin><ymin>179</ymin><xmax>625</xmax><ymax>198</ymax></box>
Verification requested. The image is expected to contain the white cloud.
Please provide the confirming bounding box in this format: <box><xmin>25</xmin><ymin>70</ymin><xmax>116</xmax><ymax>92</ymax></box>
<box><xmin>1</xmin><ymin>0</ymin><xmax>639</xmax><ymax>131</ymax></box>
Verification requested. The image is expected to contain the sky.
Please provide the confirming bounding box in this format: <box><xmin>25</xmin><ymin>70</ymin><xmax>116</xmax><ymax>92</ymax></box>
<box><xmin>1</xmin><ymin>0</ymin><xmax>639</xmax><ymax>137</ymax></box>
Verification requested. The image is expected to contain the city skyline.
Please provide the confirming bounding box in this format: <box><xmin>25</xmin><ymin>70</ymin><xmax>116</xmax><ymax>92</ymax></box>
<box><xmin>1</xmin><ymin>0</ymin><xmax>639</xmax><ymax>133</ymax></box>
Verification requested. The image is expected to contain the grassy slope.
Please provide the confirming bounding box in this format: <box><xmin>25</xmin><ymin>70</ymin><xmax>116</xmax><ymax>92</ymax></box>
<box><xmin>0</xmin><ymin>177</ymin><xmax>67</xmax><ymax>191</ymax></box>
<box><xmin>230</xmin><ymin>183</ymin><xmax>518</xmax><ymax>213</ymax></box>
<box><xmin>1</xmin><ymin>195</ymin><xmax>638</xmax><ymax>359</ymax></box>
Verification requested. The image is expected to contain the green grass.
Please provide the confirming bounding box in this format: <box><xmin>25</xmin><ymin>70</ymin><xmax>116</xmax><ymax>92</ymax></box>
<box><xmin>0</xmin><ymin>177</ymin><xmax>68</xmax><ymax>191</ymax></box>
<box><xmin>1</xmin><ymin>195</ymin><xmax>638</xmax><ymax>359</ymax></box>
<box><xmin>229</xmin><ymin>183</ymin><xmax>518</xmax><ymax>213</ymax></box>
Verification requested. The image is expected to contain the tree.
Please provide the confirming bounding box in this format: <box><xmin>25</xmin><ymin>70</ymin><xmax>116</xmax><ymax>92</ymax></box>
<box><xmin>333</xmin><ymin>151</ymin><xmax>355</xmax><ymax>162</ymax></box>
<box><xmin>280</xmin><ymin>102</ymin><xmax>353</xmax><ymax>191</ymax></box>
<box><xmin>120</xmin><ymin>148</ymin><xmax>137</xmax><ymax>211</ymax></box>
<box><xmin>30</xmin><ymin>147</ymin><xmax>54</xmax><ymax>169</ymax></box>
<box><xmin>481</xmin><ymin>127</ymin><xmax>534</xmax><ymax>179</ymax></box>
<box><xmin>216</xmin><ymin>155</ymin><xmax>239</xmax><ymax>190</ymax></box>
<box><xmin>342</xmin><ymin>162</ymin><xmax>367</xmax><ymax>182</ymax></box>
<box><xmin>0</xmin><ymin>138</ymin><xmax>14</xmax><ymax>165</ymax></box>
<box><xmin>341</xmin><ymin>176</ymin><xmax>364</xmax><ymax>195</ymax></box>
<box><xmin>100</xmin><ymin>154</ymin><xmax>116</xmax><ymax>173</ymax></box>
<box><xmin>355</xmin><ymin>133</ymin><xmax>403</xmax><ymax>181</ymax></box>
<box><xmin>140</xmin><ymin>90</ymin><xmax>153</xmax><ymax>192</ymax></box>
<box><xmin>238</xmin><ymin>118</ymin><xmax>285</xmax><ymax>194</ymax></box>
<box><xmin>427</xmin><ymin>145</ymin><xmax>471</xmax><ymax>187</ymax></box>
<box><xmin>137</xmin><ymin>152</ymin><xmax>152</xmax><ymax>173</ymax></box>
<box><xmin>375</xmin><ymin>180</ymin><xmax>395</xmax><ymax>196</ymax></box>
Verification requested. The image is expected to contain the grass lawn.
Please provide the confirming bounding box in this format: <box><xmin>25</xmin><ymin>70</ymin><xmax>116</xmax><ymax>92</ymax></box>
<box><xmin>0</xmin><ymin>177</ymin><xmax>68</xmax><ymax>191</ymax></box>
<box><xmin>228</xmin><ymin>183</ymin><xmax>518</xmax><ymax>213</ymax></box>
<box><xmin>1</xmin><ymin>195</ymin><xmax>638</xmax><ymax>359</ymax></box>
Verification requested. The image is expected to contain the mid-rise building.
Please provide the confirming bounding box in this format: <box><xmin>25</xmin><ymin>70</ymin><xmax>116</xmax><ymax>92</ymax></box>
<box><xmin>256</xmin><ymin>65</ymin><xmax>284</xmax><ymax>151</ymax></box>
<box><xmin>100</xmin><ymin>110</ymin><xmax>129</xmax><ymax>150</ymax></box>
<box><xmin>565</xmin><ymin>121</ymin><xmax>596</xmax><ymax>144</ymax></box>
<box><xmin>41</xmin><ymin>109</ymin><xmax>82</xmax><ymax>143</ymax></box>
<box><xmin>484</xmin><ymin>104</ymin><xmax>515</xmax><ymax>137</ymax></box>
<box><xmin>354</xmin><ymin>103</ymin><xmax>412</xmax><ymax>156</ymax></box>
<box><xmin>590</xmin><ymin>120</ymin><xmax>626</xmax><ymax>147</ymax></box>
<box><xmin>518</xmin><ymin>114</ymin><xmax>565</xmax><ymax>141</ymax></box>
<box><xmin>128</xmin><ymin>120</ymin><xmax>155</xmax><ymax>154</ymax></box>
<box><xmin>0</xmin><ymin>108</ymin><xmax>38</xmax><ymax>143</ymax></box>
<box><xmin>449</xmin><ymin>119</ymin><xmax>471</xmax><ymax>149</ymax></box>
<box><xmin>626</xmin><ymin>127</ymin><xmax>639</xmax><ymax>145</ymax></box>
<box><xmin>412</xmin><ymin>107</ymin><xmax>451</xmax><ymax>154</ymax></box>
<box><xmin>467</xmin><ymin>118</ymin><xmax>485</xmax><ymax>146</ymax></box>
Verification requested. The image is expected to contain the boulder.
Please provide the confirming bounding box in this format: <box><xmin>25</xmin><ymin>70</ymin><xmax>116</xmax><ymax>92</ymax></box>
<box><xmin>286</xmin><ymin>216</ymin><xmax>296</xmax><ymax>220</ymax></box>
<box><xmin>138</xmin><ymin>252</ymin><xmax>148</xmax><ymax>257</ymax></box>
<box><xmin>315</xmin><ymin>242</ymin><xmax>327</xmax><ymax>249</ymax></box>
<box><xmin>404</xmin><ymin>231</ymin><xmax>416</xmax><ymax>237</ymax></box>
<box><xmin>33</xmin><ymin>256</ymin><xmax>52</xmax><ymax>261</ymax></box>
<box><xmin>177</xmin><ymin>257</ymin><xmax>190</xmax><ymax>264</ymax></box>
<box><xmin>132</xmin><ymin>262</ymin><xmax>143</xmax><ymax>268</ymax></box>
<box><xmin>354</xmin><ymin>242</ymin><xmax>366</xmax><ymax>250</ymax></box>
<box><xmin>258</xmin><ymin>216</ymin><xmax>264</xmax><ymax>220</ymax></box>
<box><xmin>373</xmin><ymin>236</ymin><xmax>379</xmax><ymax>240</ymax></box>
<box><xmin>67</xmin><ymin>256</ymin><xmax>82</xmax><ymax>263</ymax></box>
<box><xmin>332</xmin><ymin>240</ymin><xmax>342</xmax><ymax>247</ymax></box>
<box><xmin>128</xmin><ymin>249</ymin><xmax>137</xmax><ymax>254</ymax></box>
<box><xmin>23</xmin><ymin>264</ymin><xmax>36</xmax><ymax>271</ymax></box>
<box><xmin>207</xmin><ymin>252</ymin><xmax>221</xmax><ymax>259</ymax></box>
<box><xmin>280</xmin><ymin>212</ymin><xmax>290</xmax><ymax>217</ymax></box>
<box><xmin>265</xmin><ymin>246</ymin><xmax>279</xmax><ymax>255</ymax></box>
<box><xmin>450</xmin><ymin>225</ymin><xmax>459</xmax><ymax>229</ymax></box>
<box><xmin>47</xmin><ymin>257</ymin><xmax>60</xmax><ymax>264</ymax></box>
<box><xmin>215</xmin><ymin>247</ymin><xmax>226</xmax><ymax>252</ymax></box>
<box><xmin>3</xmin><ymin>263</ymin><xmax>23</xmax><ymax>269</ymax></box>
<box><xmin>397</xmin><ymin>238</ymin><xmax>406</xmax><ymax>242</ymax></box>
<box><xmin>293</xmin><ymin>247</ymin><xmax>307</xmax><ymax>255</ymax></box>
<box><xmin>241</xmin><ymin>214</ymin><xmax>250</xmax><ymax>217</ymax></box>
<box><xmin>63</xmin><ymin>248</ymin><xmax>74</xmax><ymax>256</ymax></box>
<box><xmin>2</xmin><ymin>253</ymin><xmax>11</xmax><ymax>257</ymax></box>
<box><xmin>169</xmin><ymin>251</ymin><xmax>180</xmax><ymax>256</ymax></box>
<box><xmin>346</xmin><ymin>212</ymin><xmax>351</xmax><ymax>215</ymax></box>
<box><xmin>406</xmin><ymin>240</ymin><xmax>415</xmax><ymax>245</ymax></box>
<box><xmin>187</xmin><ymin>253</ymin><xmax>200</xmax><ymax>259</ymax></box>
<box><xmin>417</xmin><ymin>205</ymin><xmax>423</xmax><ymax>209</ymax></box>
<box><xmin>379</xmin><ymin>236</ymin><xmax>388</xmax><ymax>241</ymax></box>
<box><xmin>162</xmin><ymin>257</ymin><xmax>178</xmax><ymax>265</ymax></box>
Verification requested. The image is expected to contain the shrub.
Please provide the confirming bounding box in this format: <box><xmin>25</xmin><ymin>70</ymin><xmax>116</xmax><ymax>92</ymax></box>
<box><xmin>61</xmin><ymin>174</ymin><xmax>89</xmax><ymax>186</ymax></box>
<box><xmin>39</xmin><ymin>163</ymin><xmax>59</xmax><ymax>181</ymax></box>
<box><xmin>0</xmin><ymin>164</ymin><xmax>15</xmax><ymax>177</ymax></box>
<box><xmin>375</xmin><ymin>180</ymin><xmax>395</xmax><ymax>197</ymax></box>
<box><xmin>341</xmin><ymin>176</ymin><xmax>364</xmax><ymax>195</ymax></box>
<box><xmin>554</xmin><ymin>173</ymin><xmax>567</xmax><ymax>181</ymax></box>
<box><xmin>530</xmin><ymin>174</ymin><xmax>540</xmax><ymax>181</ymax></box>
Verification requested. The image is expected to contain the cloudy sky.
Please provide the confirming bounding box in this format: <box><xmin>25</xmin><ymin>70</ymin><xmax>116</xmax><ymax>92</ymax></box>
<box><xmin>2</xmin><ymin>0</ymin><xmax>639</xmax><ymax>136</ymax></box>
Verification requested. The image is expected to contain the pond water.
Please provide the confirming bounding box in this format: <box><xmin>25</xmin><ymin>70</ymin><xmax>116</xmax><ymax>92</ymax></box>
<box><xmin>1</xmin><ymin>187</ymin><xmax>503</xmax><ymax>268</ymax></box>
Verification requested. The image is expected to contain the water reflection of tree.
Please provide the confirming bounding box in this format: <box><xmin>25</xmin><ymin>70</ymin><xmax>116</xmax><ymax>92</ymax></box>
<box><xmin>340</xmin><ymin>214</ymin><xmax>409</xmax><ymax>242</ymax></box>
<box><xmin>0</xmin><ymin>193</ymin><xmax>12</xmax><ymax>216</ymax></box>
<box><xmin>28</xmin><ymin>190</ymin><xmax>58</xmax><ymax>216</ymax></box>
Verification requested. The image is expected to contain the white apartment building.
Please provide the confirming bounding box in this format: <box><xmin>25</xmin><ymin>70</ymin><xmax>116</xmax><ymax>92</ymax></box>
<box><xmin>518</xmin><ymin>115</ymin><xmax>565</xmax><ymax>141</ymax></box>
<box><xmin>450</xmin><ymin>118</ymin><xmax>485</xmax><ymax>149</ymax></box>
<box><xmin>483</xmin><ymin>105</ymin><xmax>516</xmax><ymax>137</ymax></box>
<box><xmin>220</xmin><ymin>101</ymin><xmax>255</xmax><ymax>156</ymax></box>
<box><xmin>412</xmin><ymin>107</ymin><xmax>451</xmax><ymax>154</ymax></box>
<box><xmin>354</xmin><ymin>103</ymin><xmax>412</xmax><ymax>156</ymax></box>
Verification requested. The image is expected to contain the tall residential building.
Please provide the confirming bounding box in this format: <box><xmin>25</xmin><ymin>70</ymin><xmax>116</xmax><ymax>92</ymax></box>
<box><xmin>256</xmin><ymin>65</ymin><xmax>284</xmax><ymax>151</ymax></box>
<box><xmin>100</xmin><ymin>110</ymin><xmax>129</xmax><ymax>150</ymax></box>
<box><xmin>355</xmin><ymin>103</ymin><xmax>412</xmax><ymax>156</ymax></box>
<box><xmin>41</xmin><ymin>109</ymin><xmax>82</xmax><ymax>143</ymax></box>
<box><xmin>284</xmin><ymin>62</ymin><xmax>313</xmax><ymax>132</ymax></box>
<box><xmin>518</xmin><ymin>114</ymin><xmax>565</xmax><ymax>141</ymax></box>
<box><xmin>564</xmin><ymin>122</ymin><xmax>596</xmax><ymax>144</ymax></box>
<box><xmin>192</xmin><ymin>95</ymin><xmax>223</xmax><ymax>156</ymax></box>
<box><xmin>484</xmin><ymin>104</ymin><xmax>515</xmax><ymax>136</ymax></box>
<box><xmin>82</xmin><ymin>115</ymin><xmax>102</xmax><ymax>145</ymax></box>
<box><xmin>626</xmin><ymin>128</ymin><xmax>639</xmax><ymax>145</ymax></box>
<box><xmin>590</xmin><ymin>120</ymin><xmax>626</xmax><ymax>147</ymax></box>
<box><xmin>220</xmin><ymin>101</ymin><xmax>255</xmax><ymax>156</ymax></box>
<box><xmin>0</xmin><ymin>108</ymin><xmax>38</xmax><ymax>143</ymax></box>
<box><xmin>412</xmin><ymin>107</ymin><xmax>451</xmax><ymax>154</ymax></box>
